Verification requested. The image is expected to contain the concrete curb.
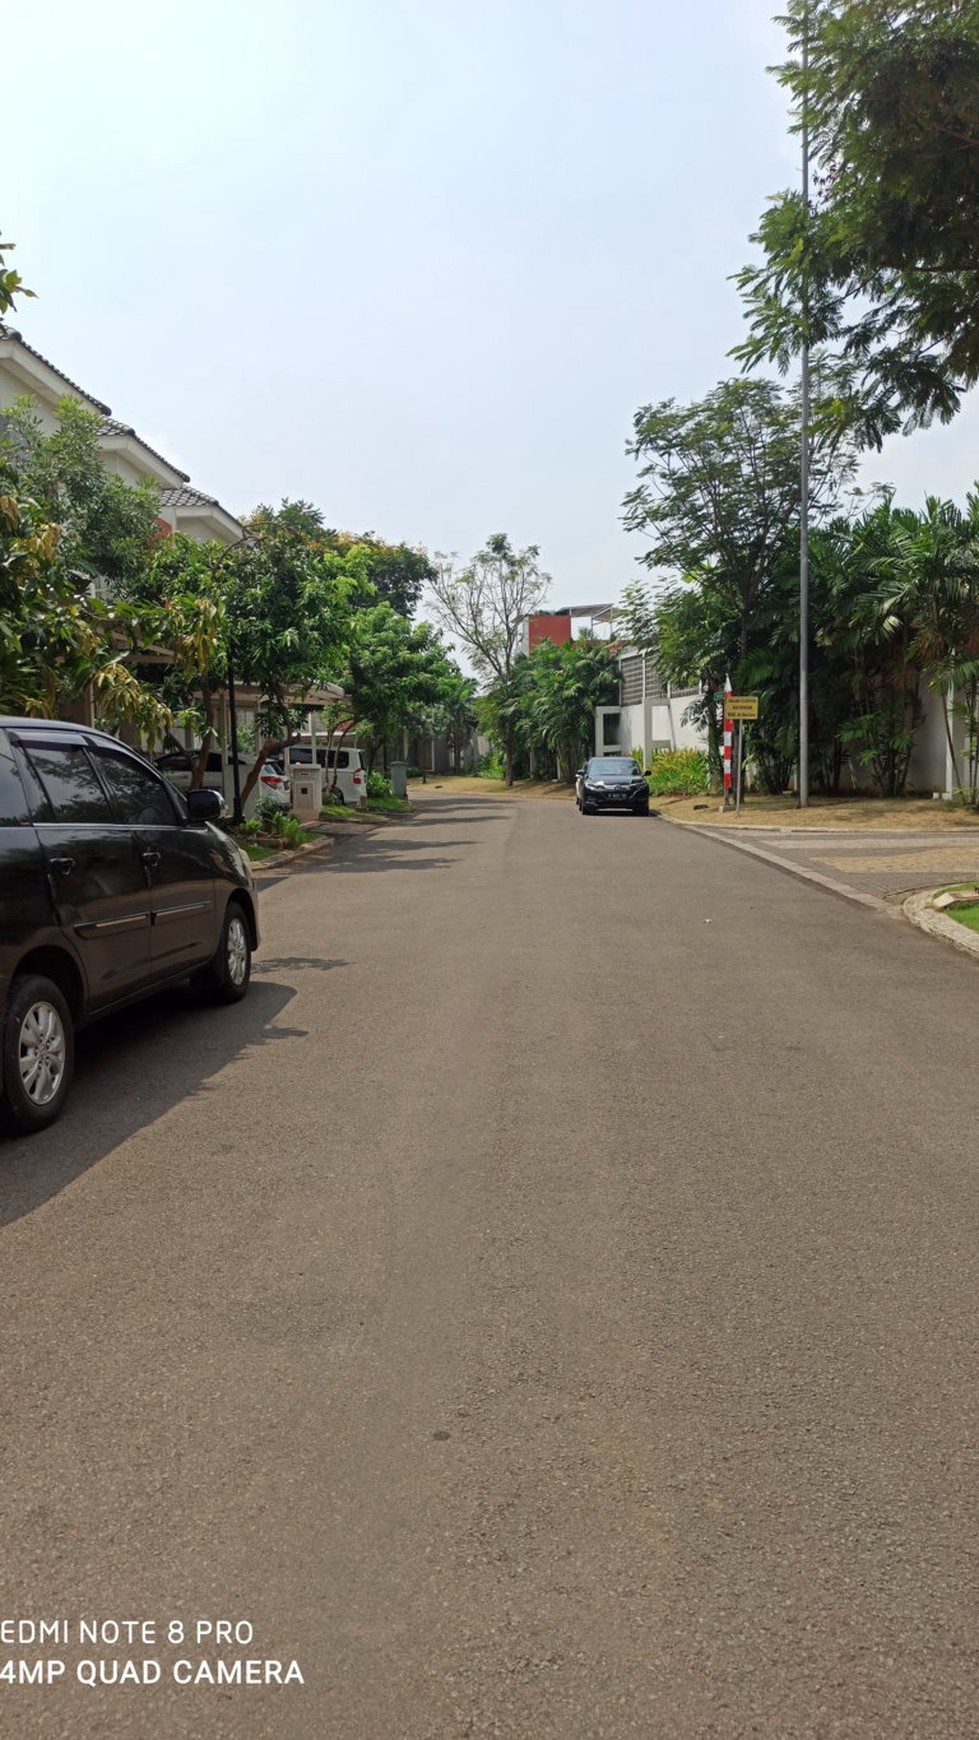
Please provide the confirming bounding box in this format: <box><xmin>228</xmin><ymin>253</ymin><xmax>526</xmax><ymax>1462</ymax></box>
<box><xmin>249</xmin><ymin>832</ymin><xmax>338</xmax><ymax>872</ymax></box>
<box><xmin>662</xmin><ymin>815</ymin><xmax>979</xmax><ymax>839</ymax></box>
<box><xmin>903</xmin><ymin>890</ymin><xmax>979</xmax><ymax>963</ymax></box>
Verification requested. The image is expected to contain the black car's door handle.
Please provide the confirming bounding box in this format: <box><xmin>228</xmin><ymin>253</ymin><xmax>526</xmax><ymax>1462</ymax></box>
<box><xmin>48</xmin><ymin>857</ymin><xmax>76</xmax><ymax>875</ymax></box>
<box><xmin>141</xmin><ymin>849</ymin><xmax>162</xmax><ymax>869</ymax></box>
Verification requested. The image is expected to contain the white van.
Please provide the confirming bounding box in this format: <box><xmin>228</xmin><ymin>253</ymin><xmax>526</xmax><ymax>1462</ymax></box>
<box><xmin>285</xmin><ymin>742</ymin><xmax>366</xmax><ymax>807</ymax></box>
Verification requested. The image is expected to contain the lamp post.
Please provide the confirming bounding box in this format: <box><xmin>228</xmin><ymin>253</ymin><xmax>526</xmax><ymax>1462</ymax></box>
<box><xmin>226</xmin><ymin>646</ymin><xmax>244</xmax><ymax>826</ymax></box>
<box><xmin>208</xmin><ymin>531</ymin><xmax>251</xmax><ymax>827</ymax></box>
<box><xmin>799</xmin><ymin>9</ymin><xmax>811</xmax><ymax>809</ymax></box>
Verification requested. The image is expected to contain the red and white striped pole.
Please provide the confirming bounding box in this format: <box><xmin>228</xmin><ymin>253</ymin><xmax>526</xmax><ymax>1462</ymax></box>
<box><xmin>722</xmin><ymin>678</ymin><xmax>733</xmax><ymax>805</ymax></box>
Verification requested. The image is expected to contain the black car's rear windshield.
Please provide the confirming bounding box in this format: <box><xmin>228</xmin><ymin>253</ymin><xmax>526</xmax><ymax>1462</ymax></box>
<box><xmin>588</xmin><ymin>758</ymin><xmax>640</xmax><ymax>776</ymax></box>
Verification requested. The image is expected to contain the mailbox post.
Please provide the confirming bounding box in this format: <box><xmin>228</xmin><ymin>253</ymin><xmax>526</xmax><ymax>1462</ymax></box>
<box><xmin>290</xmin><ymin>765</ymin><xmax>323</xmax><ymax>820</ymax></box>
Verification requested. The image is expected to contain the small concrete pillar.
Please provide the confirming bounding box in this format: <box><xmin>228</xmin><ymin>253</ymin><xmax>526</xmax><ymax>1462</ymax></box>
<box><xmin>290</xmin><ymin>765</ymin><xmax>324</xmax><ymax>819</ymax></box>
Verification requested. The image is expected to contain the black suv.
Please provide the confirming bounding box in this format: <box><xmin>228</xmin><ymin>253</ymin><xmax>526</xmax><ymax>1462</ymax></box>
<box><xmin>0</xmin><ymin>719</ymin><xmax>259</xmax><ymax>1136</ymax></box>
<box><xmin>575</xmin><ymin>757</ymin><xmax>651</xmax><ymax>816</ymax></box>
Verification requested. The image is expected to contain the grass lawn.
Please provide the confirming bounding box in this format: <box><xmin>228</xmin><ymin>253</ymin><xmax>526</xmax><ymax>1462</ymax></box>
<box><xmin>934</xmin><ymin>884</ymin><xmax>979</xmax><ymax>933</ymax></box>
<box><xmin>407</xmin><ymin>775</ymin><xmax>570</xmax><ymax>801</ymax></box>
<box><xmin>658</xmin><ymin>792</ymin><xmax>979</xmax><ymax>830</ymax></box>
<box><xmin>232</xmin><ymin>827</ymin><xmax>320</xmax><ymax>860</ymax></box>
<box><xmin>405</xmin><ymin>777</ymin><xmax>979</xmax><ymax>828</ymax></box>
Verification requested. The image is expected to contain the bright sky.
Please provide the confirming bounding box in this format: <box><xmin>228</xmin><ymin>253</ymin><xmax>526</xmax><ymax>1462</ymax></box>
<box><xmin>5</xmin><ymin>0</ymin><xmax>979</xmax><ymax>610</ymax></box>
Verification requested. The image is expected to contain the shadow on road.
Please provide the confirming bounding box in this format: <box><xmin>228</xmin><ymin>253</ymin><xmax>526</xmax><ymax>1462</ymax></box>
<box><xmin>399</xmin><ymin>809</ymin><xmax>512</xmax><ymax>828</ymax></box>
<box><xmin>288</xmin><ymin>835</ymin><xmax>469</xmax><ymax>877</ymax></box>
<box><xmin>0</xmin><ymin>967</ymin><xmax>344</xmax><ymax>1227</ymax></box>
<box><xmin>409</xmin><ymin>795</ymin><xmax>516</xmax><ymax>812</ymax></box>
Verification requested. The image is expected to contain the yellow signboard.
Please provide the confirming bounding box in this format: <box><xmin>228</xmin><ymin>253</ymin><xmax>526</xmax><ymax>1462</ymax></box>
<box><xmin>725</xmin><ymin>695</ymin><xmax>759</xmax><ymax>720</ymax></box>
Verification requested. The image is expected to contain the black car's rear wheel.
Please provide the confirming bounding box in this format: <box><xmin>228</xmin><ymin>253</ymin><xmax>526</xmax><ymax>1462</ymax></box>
<box><xmin>1</xmin><ymin>974</ymin><xmax>75</xmax><ymax>1135</ymax></box>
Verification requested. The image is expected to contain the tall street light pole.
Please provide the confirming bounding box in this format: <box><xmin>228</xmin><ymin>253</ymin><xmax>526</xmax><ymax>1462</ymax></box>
<box><xmin>799</xmin><ymin>13</ymin><xmax>811</xmax><ymax>809</ymax></box>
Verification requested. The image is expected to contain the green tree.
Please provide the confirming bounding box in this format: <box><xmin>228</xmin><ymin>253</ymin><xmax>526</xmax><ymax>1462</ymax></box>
<box><xmin>0</xmin><ymin>232</ymin><xmax>33</xmax><ymax>318</ymax></box>
<box><xmin>253</xmin><ymin>499</ymin><xmax>435</xmax><ymax>617</ymax></box>
<box><xmin>623</xmin><ymin>379</ymin><xmax>852</xmax><ymax>669</ymax></box>
<box><xmin>229</xmin><ymin>505</ymin><xmax>360</xmax><ymax>806</ymax></box>
<box><xmin>872</xmin><ymin>495</ymin><xmax>979</xmax><ymax>800</ymax></box>
<box><xmin>0</xmin><ymin>397</ymin><xmax>235</xmax><ymax>745</ymax></box>
<box><xmin>0</xmin><ymin>460</ymin><xmax>170</xmax><ymax>732</ymax></box>
<box><xmin>523</xmin><ymin>638</ymin><xmax>618</xmax><ymax>782</ymax></box>
<box><xmin>132</xmin><ymin>533</ymin><xmax>233</xmax><ymax>785</ymax></box>
<box><xmin>427</xmin><ymin>532</ymin><xmax>549</xmax><ymax>785</ymax></box>
<box><xmin>2</xmin><ymin>396</ymin><xmax>163</xmax><ymax>595</ymax></box>
<box><xmin>652</xmin><ymin>583</ymin><xmax>740</xmax><ymax>793</ymax></box>
<box><xmin>340</xmin><ymin>604</ymin><xmax>463</xmax><ymax>772</ymax></box>
<box><xmin>735</xmin><ymin>0</ymin><xmax>979</xmax><ymax>444</ymax></box>
<box><xmin>436</xmin><ymin>670</ymin><xmax>479</xmax><ymax>771</ymax></box>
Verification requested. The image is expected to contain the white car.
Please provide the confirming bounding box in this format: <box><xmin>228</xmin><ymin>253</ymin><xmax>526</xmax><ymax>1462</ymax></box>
<box><xmin>285</xmin><ymin>744</ymin><xmax>366</xmax><ymax>807</ymax></box>
<box><xmin>155</xmin><ymin>750</ymin><xmax>292</xmax><ymax>810</ymax></box>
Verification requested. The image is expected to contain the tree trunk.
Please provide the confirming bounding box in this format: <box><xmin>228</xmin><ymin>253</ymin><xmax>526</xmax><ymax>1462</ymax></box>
<box><xmin>942</xmin><ymin>686</ymin><xmax>963</xmax><ymax>798</ymax></box>
<box><xmin>191</xmin><ymin>682</ymin><xmax>218</xmax><ymax>789</ymax></box>
<box><xmin>238</xmin><ymin>739</ymin><xmax>279</xmax><ymax>812</ymax></box>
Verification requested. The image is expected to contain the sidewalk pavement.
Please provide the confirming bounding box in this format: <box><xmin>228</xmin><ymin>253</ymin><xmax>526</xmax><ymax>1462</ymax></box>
<box><xmin>688</xmin><ymin>825</ymin><xmax>979</xmax><ymax>911</ymax></box>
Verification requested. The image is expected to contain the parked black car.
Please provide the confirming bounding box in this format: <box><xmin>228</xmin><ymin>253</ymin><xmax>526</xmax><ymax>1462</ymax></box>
<box><xmin>0</xmin><ymin>719</ymin><xmax>259</xmax><ymax>1136</ymax></box>
<box><xmin>575</xmin><ymin>756</ymin><xmax>651</xmax><ymax>816</ymax></box>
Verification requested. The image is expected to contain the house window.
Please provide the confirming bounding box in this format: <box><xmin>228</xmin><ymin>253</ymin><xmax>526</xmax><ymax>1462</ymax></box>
<box><xmin>601</xmin><ymin>712</ymin><xmax>623</xmax><ymax>750</ymax></box>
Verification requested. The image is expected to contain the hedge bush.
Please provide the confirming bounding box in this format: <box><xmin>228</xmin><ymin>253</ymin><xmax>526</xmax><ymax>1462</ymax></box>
<box><xmin>645</xmin><ymin>748</ymin><xmax>709</xmax><ymax>795</ymax></box>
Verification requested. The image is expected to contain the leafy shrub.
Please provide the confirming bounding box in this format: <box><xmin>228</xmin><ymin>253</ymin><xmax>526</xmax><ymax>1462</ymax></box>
<box><xmin>406</xmin><ymin>764</ymin><xmax>422</xmax><ymax>779</ymax></box>
<box><xmin>366</xmin><ymin>771</ymin><xmax>392</xmax><ymax>799</ymax></box>
<box><xmin>475</xmin><ymin>751</ymin><xmax>504</xmax><ymax>779</ymax></box>
<box><xmin>645</xmin><ymin>748</ymin><xmax>709</xmax><ymax>795</ymax></box>
<box><xmin>279</xmin><ymin>814</ymin><xmax>306</xmax><ymax>849</ymax></box>
<box><xmin>255</xmin><ymin>793</ymin><xmax>285</xmax><ymax>830</ymax></box>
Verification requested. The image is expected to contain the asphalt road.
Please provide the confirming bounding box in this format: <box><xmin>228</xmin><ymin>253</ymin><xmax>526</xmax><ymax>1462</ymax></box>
<box><xmin>2</xmin><ymin>793</ymin><xmax>979</xmax><ymax>1739</ymax></box>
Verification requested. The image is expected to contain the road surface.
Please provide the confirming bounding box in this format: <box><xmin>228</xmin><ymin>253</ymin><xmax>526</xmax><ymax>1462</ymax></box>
<box><xmin>2</xmin><ymin>792</ymin><xmax>978</xmax><ymax>1738</ymax></box>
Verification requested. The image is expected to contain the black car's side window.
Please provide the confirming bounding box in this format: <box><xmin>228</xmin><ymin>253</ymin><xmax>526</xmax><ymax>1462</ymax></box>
<box><xmin>93</xmin><ymin>749</ymin><xmax>179</xmax><ymax>827</ymax></box>
<box><xmin>0</xmin><ymin>748</ymin><xmax>29</xmax><ymax>826</ymax></box>
<box><xmin>23</xmin><ymin>744</ymin><xmax>115</xmax><ymax>824</ymax></box>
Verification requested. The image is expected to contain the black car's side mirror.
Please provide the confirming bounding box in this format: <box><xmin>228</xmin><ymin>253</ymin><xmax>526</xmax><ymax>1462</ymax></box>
<box><xmin>187</xmin><ymin>788</ymin><xmax>224</xmax><ymax>822</ymax></box>
<box><xmin>576</xmin><ymin>768</ymin><xmax>585</xmax><ymax>778</ymax></box>
<box><xmin>643</xmin><ymin>770</ymin><xmax>652</xmax><ymax>777</ymax></box>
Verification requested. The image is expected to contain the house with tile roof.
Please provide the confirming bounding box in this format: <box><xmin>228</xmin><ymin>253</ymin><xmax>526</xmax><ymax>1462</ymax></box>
<box><xmin>0</xmin><ymin>325</ymin><xmax>242</xmax><ymax>545</ymax></box>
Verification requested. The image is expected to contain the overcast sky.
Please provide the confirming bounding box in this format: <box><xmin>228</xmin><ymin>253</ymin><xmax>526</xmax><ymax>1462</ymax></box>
<box><xmin>5</xmin><ymin>0</ymin><xmax>979</xmax><ymax>611</ymax></box>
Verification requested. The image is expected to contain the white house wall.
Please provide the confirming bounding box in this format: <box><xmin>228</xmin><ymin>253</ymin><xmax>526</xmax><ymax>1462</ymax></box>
<box><xmin>595</xmin><ymin>698</ymin><xmax>707</xmax><ymax>760</ymax></box>
<box><xmin>0</xmin><ymin>380</ymin><xmax>61</xmax><ymax>433</ymax></box>
<box><xmin>837</xmin><ymin>682</ymin><xmax>962</xmax><ymax>797</ymax></box>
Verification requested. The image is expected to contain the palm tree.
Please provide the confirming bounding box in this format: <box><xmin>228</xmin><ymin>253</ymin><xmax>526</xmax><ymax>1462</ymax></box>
<box><xmin>874</xmin><ymin>496</ymin><xmax>979</xmax><ymax>801</ymax></box>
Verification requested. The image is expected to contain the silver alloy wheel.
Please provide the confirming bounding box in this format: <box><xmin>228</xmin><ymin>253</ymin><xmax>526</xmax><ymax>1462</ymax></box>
<box><xmin>18</xmin><ymin>999</ymin><xmax>67</xmax><ymax>1107</ymax></box>
<box><xmin>226</xmin><ymin>913</ymin><xmax>249</xmax><ymax>987</ymax></box>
